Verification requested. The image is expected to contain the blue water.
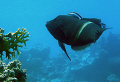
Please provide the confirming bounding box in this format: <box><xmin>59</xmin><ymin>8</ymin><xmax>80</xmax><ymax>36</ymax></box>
<box><xmin>0</xmin><ymin>0</ymin><xmax>120</xmax><ymax>82</ymax></box>
<box><xmin>0</xmin><ymin>0</ymin><xmax>120</xmax><ymax>56</ymax></box>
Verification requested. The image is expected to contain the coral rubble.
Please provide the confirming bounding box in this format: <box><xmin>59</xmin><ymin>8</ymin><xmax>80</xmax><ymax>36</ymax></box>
<box><xmin>0</xmin><ymin>60</ymin><xmax>26</xmax><ymax>82</ymax></box>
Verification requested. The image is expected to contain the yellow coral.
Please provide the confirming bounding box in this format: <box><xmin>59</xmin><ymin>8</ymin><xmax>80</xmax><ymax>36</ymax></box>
<box><xmin>0</xmin><ymin>28</ymin><xmax>30</xmax><ymax>60</ymax></box>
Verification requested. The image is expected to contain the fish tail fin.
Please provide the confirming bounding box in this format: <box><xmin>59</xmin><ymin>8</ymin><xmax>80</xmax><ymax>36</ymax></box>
<box><xmin>103</xmin><ymin>27</ymin><xmax>113</xmax><ymax>31</ymax></box>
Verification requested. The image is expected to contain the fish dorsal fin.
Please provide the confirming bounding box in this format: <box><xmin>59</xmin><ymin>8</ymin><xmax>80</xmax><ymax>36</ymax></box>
<box><xmin>71</xmin><ymin>43</ymin><xmax>92</xmax><ymax>51</ymax></box>
<box><xmin>58</xmin><ymin>41</ymin><xmax>71</xmax><ymax>61</ymax></box>
<box><xmin>68</xmin><ymin>12</ymin><xmax>82</xmax><ymax>20</ymax></box>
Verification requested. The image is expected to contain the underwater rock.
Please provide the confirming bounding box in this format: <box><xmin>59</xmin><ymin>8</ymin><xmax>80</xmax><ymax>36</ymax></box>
<box><xmin>17</xmin><ymin>43</ymin><xmax>51</xmax><ymax>81</ymax></box>
<box><xmin>107</xmin><ymin>74</ymin><xmax>120</xmax><ymax>82</ymax></box>
<box><xmin>15</xmin><ymin>32</ymin><xmax>120</xmax><ymax>82</ymax></box>
<box><xmin>30</xmin><ymin>44</ymin><xmax>50</xmax><ymax>60</ymax></box>
<box><xmin>18</xmin><ymin>43</ymin><xmax>50</xmax><ymax>72</ymax></box>
<box><xmin>19</xmin><ymin>43</ymin><xmax>50</xmax><ymax>61</ymax></box>
<box><xmin>0</xmin><ymin>60</ymin><xmax>27</xmax><ymax>82</ymax></box>
<box><xmin>100</xmin><ymin>32</ymin><xmax>120</xmax><ymax>57</ymax></box>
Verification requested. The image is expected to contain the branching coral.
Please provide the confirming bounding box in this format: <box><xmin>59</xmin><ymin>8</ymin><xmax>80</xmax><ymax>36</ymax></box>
<box><xmin>0</xmin><ymin>27</ymin><xmax>30</xmax><ymax>59</ymax></box>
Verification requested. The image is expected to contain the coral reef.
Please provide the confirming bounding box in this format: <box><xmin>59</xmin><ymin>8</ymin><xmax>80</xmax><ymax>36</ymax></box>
<box><xmin>18</xmin><ymin>44</ymin><xmax>50</xmax><ymax>73</ymax></box>
<box><xmin>18</xmin><ymin>43</ymin><xmax>93</xmax><ymax>82</ymax></box>
<box><xmin>17</xmin><ymin>32</ymin><xmax>120</xmax><ymax>82</ymax></box>
<box><xmin>107</xmin><ymin>74</ymin><xmax>120</xmax><ymax>82</ymax></box>
<box><xmin>0</xmin><ymin>60</ymin><xmax>27</xmax><ymax>82</ymax></box>
<box><xmin>0</xmin><ymin>27</ymin><xmax>30</xmax><ymax>60</ymax></box>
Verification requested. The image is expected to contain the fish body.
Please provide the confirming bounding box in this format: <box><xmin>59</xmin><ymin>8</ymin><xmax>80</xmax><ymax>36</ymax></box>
<box><xmin>46</xmin><ymin>12</ymin><xmax>108</xmax><ymax>60</ymax></box>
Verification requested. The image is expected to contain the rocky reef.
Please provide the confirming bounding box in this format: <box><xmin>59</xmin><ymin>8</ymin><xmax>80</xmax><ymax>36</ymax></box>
<box><xmin>0</xmin><ymin>27</ymin><xmax>30</xmax><ymax>60</ymax></box>
<box><xmin>0</xmin><ymin>60</ymin><xmax>27</xmax><ymax>82</ymax></box>
<box><xmin>17</xmin><ymin>32</ymin><xmax>120</xmax><ymax>82</ymax></box>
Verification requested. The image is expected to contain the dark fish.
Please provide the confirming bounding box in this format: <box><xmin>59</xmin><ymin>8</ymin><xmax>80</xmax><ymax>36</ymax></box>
<box><xmin>46</xmin><ymin>12</ymin><xmax>109</xmax><ymax>61</ymax></box>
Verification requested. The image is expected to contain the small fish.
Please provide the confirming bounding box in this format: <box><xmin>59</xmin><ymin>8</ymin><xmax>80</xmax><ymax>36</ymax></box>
<box><xmin>68</xmin><ymin>12</ymin><xmax>82</xmax><ymax>20</ymax></box>
<box><xmin>46</xmin><ymin>12</ymin><xmax>109</xmax><ymax>61</ymax></box>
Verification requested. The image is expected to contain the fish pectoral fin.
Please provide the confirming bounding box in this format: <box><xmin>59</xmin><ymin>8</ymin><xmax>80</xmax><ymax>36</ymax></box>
<box><xmin>71</xmin><ymin>43</ymin><xmax>92</xmax><ymax>51</ymax></box>
<box><xmin>58</xmin><ymin>41</ymin><xmax>71</xmax><ymax>61</ymax></box>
